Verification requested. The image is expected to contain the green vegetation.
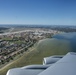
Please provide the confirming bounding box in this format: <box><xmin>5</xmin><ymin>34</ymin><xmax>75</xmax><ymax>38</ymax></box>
<box><xmin>0</xmin><ymin>38</ymin><xmax>71</xmax><ymax>75</ymax></box>
<box><xmin>2</xmin><ymin>37</ymin><xmax>13</xmax><ymax>41</ymax></box>
<box><xmin>13</xmin><ymin>40</ymin><xmax>25</xmax><ymax>44</ymax></box>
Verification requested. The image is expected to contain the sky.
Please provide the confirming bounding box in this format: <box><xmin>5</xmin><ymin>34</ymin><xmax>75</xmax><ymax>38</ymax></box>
<box><xmin>0</xmin><ymin>0</ymin><xmax>76</xmax><ymax>25</ymax></box>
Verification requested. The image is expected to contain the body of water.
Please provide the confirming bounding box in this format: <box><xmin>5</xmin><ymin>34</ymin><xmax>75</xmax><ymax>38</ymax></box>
<box><xmin>53</xmin><ymin>32</ymin><xmax>76</xmax><ymax>52</ymax></box>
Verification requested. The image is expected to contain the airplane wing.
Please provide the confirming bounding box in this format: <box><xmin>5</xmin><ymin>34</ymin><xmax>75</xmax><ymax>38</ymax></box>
<box><xmin>6</xmin><ymin>52</ymin><xmax>76</xmax><ymax>75</ymax></box>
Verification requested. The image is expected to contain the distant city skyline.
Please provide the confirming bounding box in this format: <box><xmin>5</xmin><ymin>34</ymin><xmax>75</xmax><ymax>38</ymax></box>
<box><xmin>0</xmin><ymin>0</ymin><xmax>76</xmax><ymax>25</ymax></box>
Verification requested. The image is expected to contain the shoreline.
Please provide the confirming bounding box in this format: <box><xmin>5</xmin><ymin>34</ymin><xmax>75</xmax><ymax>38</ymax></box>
<box><xmin>0</xmin><ymin>46</ymin><xmax>35</xmax><ymax>71</ymax></box>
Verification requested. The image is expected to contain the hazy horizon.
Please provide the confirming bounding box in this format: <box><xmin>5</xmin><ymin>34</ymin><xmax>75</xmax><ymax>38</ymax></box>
<box><xmin>0</xmin><ymin>24</ymin><xmax>76</xmax><ymax>26</ymax></box>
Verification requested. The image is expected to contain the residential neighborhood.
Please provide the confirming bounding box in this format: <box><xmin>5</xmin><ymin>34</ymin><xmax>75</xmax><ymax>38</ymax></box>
<box><xmin>0</xmin><ymin>28</ymin><xmax>59</xmax><ymax>65</ymax></box>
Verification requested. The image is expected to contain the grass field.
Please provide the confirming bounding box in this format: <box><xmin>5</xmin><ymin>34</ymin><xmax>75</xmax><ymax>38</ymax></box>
<box><xmin>0</xmin><ymin>38</ymin><xmax>71</xmax><ymax>75</ymax></box>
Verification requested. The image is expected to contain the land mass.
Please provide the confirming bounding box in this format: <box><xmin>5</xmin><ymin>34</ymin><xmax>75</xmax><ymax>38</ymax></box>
<box><xmin>0</xmin><ymin>25</ymin><xmax>76</xmax><ymax>75</ymax></box>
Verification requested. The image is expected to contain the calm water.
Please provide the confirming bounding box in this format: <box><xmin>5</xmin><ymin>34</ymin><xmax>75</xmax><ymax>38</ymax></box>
<box><xmin>53</xmin><ymin>32</ymin><xmax>76</xmax><ymax>52</ymax></box>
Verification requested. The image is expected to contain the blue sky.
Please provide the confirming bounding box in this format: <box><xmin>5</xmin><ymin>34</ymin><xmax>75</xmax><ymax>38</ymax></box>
<box><xmin>0</xmin><ymin>0</ymin><xmax>76</xmax><ymax>25</ymax></box>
